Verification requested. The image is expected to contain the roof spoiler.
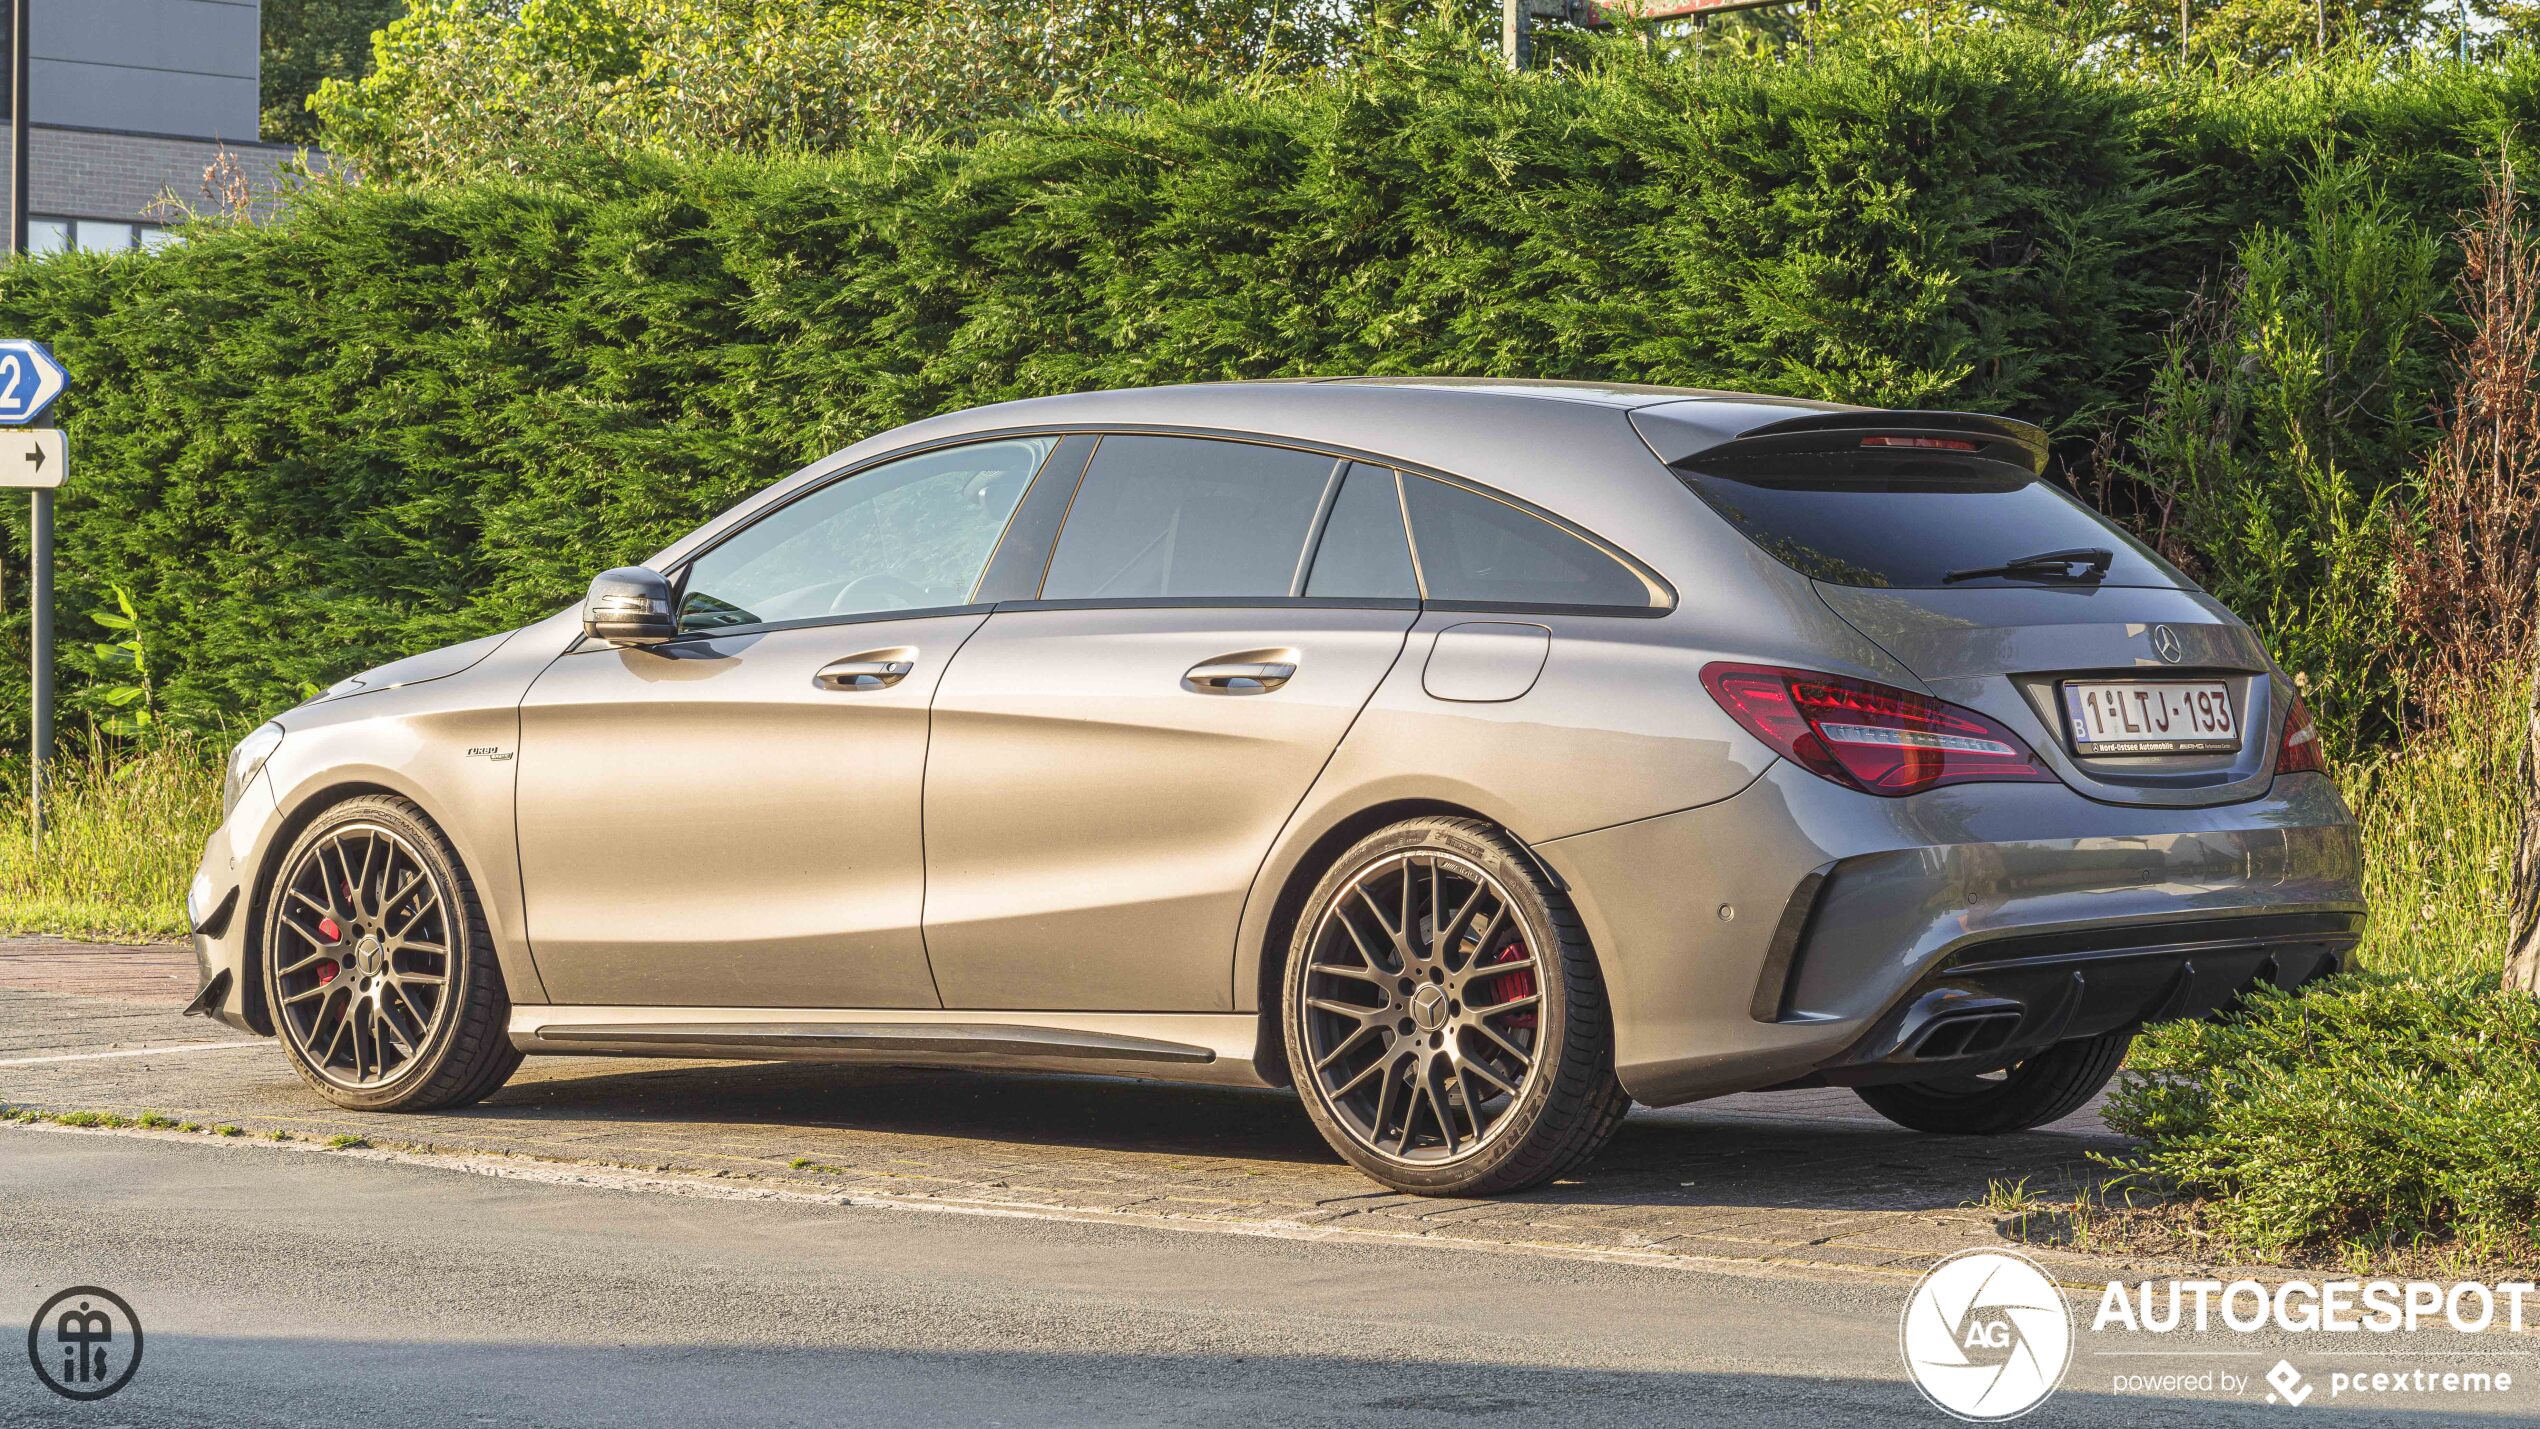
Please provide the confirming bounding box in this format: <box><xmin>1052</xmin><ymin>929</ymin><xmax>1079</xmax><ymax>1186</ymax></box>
<box><xmin>1630</xmin><ymin>405</ymin><xmax>2050</xmax><ymax>478</ymax></box>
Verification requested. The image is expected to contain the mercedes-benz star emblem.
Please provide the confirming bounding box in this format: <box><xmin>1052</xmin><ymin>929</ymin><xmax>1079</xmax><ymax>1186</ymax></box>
<box><xmin>2148</xmin><ymin>625</ymin><xmax>2185</xmax><ymax>664</ymax></box>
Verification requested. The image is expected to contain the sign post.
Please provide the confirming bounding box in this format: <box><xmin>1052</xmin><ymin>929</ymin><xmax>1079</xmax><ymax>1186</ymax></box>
<box><xmin>0</xmin><ymin>338</ymin><xmax>69</xmax><ymax>844</ymax></box>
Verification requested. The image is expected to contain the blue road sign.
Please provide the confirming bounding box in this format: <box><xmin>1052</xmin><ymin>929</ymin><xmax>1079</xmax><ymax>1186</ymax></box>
<box><xmin>0</xmin><ymin>339</ymin><xmax>67</xmax><ymax>425</ymax></box>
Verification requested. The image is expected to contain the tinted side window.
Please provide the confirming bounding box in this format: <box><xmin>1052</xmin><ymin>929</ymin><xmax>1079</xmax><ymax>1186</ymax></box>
<box><xmin>1304</xmin><ymin>463</ymin><xmax>1418</xmax><ymax>601</ymax></box>
<box><xmin>677</xmin><ymin>437</ymin><xmax>1049</xmax><ymax>632</ymax></box>
<box><xmin>1402</xmin><ymin>475</ymin><xmax>1654</xmax><ymax>609</ymax></box>
<box><xmin>1040</xmin><ymin>436</ymin><xmax>1338</xmax><ymax>600</ymax></box>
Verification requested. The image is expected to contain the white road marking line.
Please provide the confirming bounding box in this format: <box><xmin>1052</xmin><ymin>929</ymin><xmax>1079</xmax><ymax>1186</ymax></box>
<box><xmin>0</xmin><ymin>1041</ymin><xmax>264</xmax><ymax>1067</ymax></box>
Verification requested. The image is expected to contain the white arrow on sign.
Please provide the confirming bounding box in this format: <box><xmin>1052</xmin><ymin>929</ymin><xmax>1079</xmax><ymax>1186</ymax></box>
<box><xmin>0</xmin><ymin>428</ymin><xmax>67</xmax><ymax>488</ymax></box>
<box><xmin>0</xmin><ymin>339</ymin><xmax>67</xmax><ymax>426</ymax></box>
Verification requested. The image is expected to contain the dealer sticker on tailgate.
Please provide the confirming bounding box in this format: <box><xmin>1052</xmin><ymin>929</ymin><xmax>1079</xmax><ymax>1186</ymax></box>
<box><xmin>2060</xmin><ymin>680</ymin><xmax>2239</xmax><ymax>755</ymax></box>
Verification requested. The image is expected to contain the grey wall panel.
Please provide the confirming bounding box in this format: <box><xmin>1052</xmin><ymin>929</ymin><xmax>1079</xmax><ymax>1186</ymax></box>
<box><xmin>37</xmin><ymin>0</ymin><xmax>260</xmax><ymax>80</ymax></box>
<box><xmin>27</xmin><ymin>60</ymin><xmax>258</xmax><ymax>139</ymax></box>
<box><xmin>27</xmin><ymin>0</ymin><xmax>260</xmax><ymax>140</ymax></box>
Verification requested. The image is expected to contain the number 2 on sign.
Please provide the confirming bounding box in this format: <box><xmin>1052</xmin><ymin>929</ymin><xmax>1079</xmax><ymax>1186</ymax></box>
<box><xmin>0</xmin><ymin>353</ymin><xmax>27</xmax><ymax>414</ymax></box>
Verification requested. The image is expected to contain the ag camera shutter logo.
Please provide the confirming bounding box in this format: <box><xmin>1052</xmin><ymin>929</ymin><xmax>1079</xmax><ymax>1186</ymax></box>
<box><xmin>1901</xmin><ymin>1250</ymin><xmax>2074</xmax><ymax>1420</ymax></box>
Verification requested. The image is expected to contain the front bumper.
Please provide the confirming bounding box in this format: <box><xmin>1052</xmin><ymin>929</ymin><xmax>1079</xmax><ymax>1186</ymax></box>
<box><xmin>185</xmin><ymin>769</ymin><xmax>282</xmax><ymax>1036</ymax></box>
<box><xmin>1537</xmin><ymin>763</ymin><xmax>2364</xmax><ymax>1107</ymax></box>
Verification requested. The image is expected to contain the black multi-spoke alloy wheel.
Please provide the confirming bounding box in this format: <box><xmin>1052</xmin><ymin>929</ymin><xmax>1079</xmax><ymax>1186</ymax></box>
<box><xmin>1283</xmin><ymin>817</ymin><xmax>1630</xmax><ymax>1196</ymax></box>
<box><xmin>1852</xmin><ymin>1029</ymin><xmax>2132</xmax><ymax>1135</ymax></box>
<box><xmin>261</xmin><ymin>794</ymin><xmax>520</xmax><ymax>1112</ymax></box>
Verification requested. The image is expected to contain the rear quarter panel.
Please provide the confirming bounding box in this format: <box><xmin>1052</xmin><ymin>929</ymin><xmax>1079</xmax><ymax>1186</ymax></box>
<box><xmin>1229</xmin><ymin>568</ymin><xmax>1913</xmax><ymax>1016</ymax></box>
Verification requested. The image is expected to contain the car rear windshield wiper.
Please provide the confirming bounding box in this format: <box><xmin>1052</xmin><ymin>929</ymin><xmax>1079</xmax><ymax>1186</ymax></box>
<box><xmin>1941</xmin><ymin>547</ymin><xmax>2112</xmax><ymax>585</ymax></box>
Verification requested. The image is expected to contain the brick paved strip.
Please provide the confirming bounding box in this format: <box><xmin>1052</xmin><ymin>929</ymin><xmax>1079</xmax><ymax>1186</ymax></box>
<box><xmin>0</xmin><ymin>938</ymin><xmax>2171</xmax><ymax>1283</ymax></box>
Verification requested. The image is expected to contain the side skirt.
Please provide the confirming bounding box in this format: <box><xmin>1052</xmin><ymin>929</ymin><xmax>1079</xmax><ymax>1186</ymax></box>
<box><xmin>508</xmin><ymin>1006</ymin><xmax>1274</xmax><ymax>1089</ymax></box>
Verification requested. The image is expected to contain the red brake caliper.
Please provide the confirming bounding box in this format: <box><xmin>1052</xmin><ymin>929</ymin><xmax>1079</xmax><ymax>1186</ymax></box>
<box><xmin>1483</xmin><ymin>941</ymin><xmax>1537</xmax><ymax>1031</ymax></box>
<box><xmin>315</xmin><ymin>917</ymin><xmax>341</xmax><ymax>985</ymax></box>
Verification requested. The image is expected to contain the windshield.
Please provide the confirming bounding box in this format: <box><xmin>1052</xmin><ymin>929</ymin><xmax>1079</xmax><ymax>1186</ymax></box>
<box><xmin>1679</xmin><ymin>466</ymin><xmax>2187</xmax><ymax>591</ymax></box>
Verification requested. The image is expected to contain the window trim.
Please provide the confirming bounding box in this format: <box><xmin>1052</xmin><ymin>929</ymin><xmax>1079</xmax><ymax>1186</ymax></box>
<box><xmin>1287</xmin><ymin>458</ymin><xmax>1353</xmax><ymax>598</ymax></box>
<box><xmin>996</xmin><ymin>594</ymin><xmax>1423</xmax><ymax>614</ymax></box>
<box><xmin>643</xmin><ymin>421</ymin><xmax>1678</xmax><ymax>642</ymax></box>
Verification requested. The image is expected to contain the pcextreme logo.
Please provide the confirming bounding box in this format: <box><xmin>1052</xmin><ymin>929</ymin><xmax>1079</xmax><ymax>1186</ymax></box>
<box><xmin>1900</xmin><ymin>1249</ymin><xmax>2074</xmax><ymax>1421</ymax></box>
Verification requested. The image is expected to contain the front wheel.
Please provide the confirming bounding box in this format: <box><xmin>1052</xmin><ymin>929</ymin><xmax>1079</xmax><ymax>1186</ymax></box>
<box><xmin>261</xmin><ymin>794</ymin><xmax>521</xmax><ymax>1112</ymax></box>
<box><xmin>1282</xmin><ymin>817</ymin><xmax>1630</xmax><ymax>1196</ymax></box>
<box><xmin>1852</xmin><ymin>1029</ymin><xmax>2131</xmax><ymax>1135</ymax></box>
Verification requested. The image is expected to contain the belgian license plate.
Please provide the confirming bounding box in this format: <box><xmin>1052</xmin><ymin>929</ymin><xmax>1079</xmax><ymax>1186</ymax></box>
<box><xmin>2060</xmin><ymin>680</ymin><xmax>2239</xmax><ymax>755</ymax></box>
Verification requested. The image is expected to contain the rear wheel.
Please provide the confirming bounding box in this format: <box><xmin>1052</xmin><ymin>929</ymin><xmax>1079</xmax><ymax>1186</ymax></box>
<box><xmin>1283</xmin><ymin>817</ymin><xmax>1629</xmax><ymax>1196</ymax></box>
<box><xmin>261</xmin><ymin>794</ymin><xmax>521</xmax><ymax>1112</ymax></box>
<box><xmin>1852</xmin><ymin>1029</ymin><xmax>2130</xmax><ymax>1135</ymax></box>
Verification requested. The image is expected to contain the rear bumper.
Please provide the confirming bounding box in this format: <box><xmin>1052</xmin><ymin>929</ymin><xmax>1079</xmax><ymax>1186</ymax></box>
<box><xmin>1536</xmin><ymin>764</ymin><xmax>2363</xmax><ymax>1107</ymax></box>
<box><xmin>1798</xmin><ymin>910</ymin><xmax>2354</xmax><ymax>1088</ymax></box>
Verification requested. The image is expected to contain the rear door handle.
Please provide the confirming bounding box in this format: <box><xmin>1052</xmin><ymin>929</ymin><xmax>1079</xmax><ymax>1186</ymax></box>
<box><xmin>814</xmin><ymin>650</ymin><xmax>917</xmax><ymax>691</ymax></box>
<box><xmin>1183</xmin><ymin>660</ymin><xmax>1296</xmax><ymax>694</ymax></box>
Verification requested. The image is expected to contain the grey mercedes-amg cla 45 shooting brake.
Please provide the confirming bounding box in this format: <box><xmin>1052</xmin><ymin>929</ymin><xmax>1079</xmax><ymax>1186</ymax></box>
<box><xmin>187</xmin><ymin>379</ymin><xmax>2363</xmax><ymax>1195</ymax></box>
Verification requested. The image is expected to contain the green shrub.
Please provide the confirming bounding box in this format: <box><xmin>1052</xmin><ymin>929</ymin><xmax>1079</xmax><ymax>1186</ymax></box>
<box><xmin>2106</xmin><ymin>975</ymin><xmax>2540</xmax><ymax>1259</ymax></box>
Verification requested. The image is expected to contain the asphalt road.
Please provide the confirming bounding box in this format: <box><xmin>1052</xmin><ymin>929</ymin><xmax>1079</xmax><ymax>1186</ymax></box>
<box><xmin>3</xmin><ymin>1128</ymin><xmax>2528</xmax><ymax>1427</ymax></box>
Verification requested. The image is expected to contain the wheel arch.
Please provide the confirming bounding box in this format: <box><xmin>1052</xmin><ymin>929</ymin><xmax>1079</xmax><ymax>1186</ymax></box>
<box><xmin>1244</xmin><ymin>797</ymin><xmax>1571</xmax><ymax>1088</ymax></box>
<box><xmin>240</xmin><ymin>778</ymin><xmax>505</xmax><ymax>1035</ymax></box>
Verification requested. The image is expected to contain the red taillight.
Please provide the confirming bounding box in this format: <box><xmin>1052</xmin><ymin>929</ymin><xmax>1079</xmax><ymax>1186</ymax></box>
<box><xmin>1700</xmin><ymin>662</ymin><xmax>2057</xmax><ymax>796</ymax></box>
<box><xmin>1861</xmin><ymin>435</ymin><xmax>1980</xmax><ymax>452</ymax></box>
<box><xmin>2275</xmin><ymin>693</ymin><xmax>2326</xmax><ymax>776</ymax></box>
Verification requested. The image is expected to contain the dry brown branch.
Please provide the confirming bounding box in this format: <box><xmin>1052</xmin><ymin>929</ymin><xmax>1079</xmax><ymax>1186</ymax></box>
<box><xmin>2397</xmin><ymin>153</ymin><xmax>2540</xmax><ymax>717</ymax></box>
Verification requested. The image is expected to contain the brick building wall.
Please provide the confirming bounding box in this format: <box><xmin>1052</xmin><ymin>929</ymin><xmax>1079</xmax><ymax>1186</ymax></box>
<box><xmin>13</xmin><ymin>124</ymin><xmax>299</xmax><ymax>222</ymax></box>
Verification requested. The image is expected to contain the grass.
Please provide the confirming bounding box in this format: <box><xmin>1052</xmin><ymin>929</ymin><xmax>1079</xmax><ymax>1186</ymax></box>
<box><xmin>0</xmin><ymin>732</ymin><xmax>220</xmax><ymax>941</ymax></box>
<box><xmin>2337</xmin><ymin>675</ymin><xmax>2525</xmax><ymax>980</ymax></box>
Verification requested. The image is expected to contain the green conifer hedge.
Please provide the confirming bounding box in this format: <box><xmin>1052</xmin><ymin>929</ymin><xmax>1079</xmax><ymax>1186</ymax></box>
<box><xmin>0</xmin><ymin>38</ymin><xmax>2527</xmax><ymax>739</ymax></box>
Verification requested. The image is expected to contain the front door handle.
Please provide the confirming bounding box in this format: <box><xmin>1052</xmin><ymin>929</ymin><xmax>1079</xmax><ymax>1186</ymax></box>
<box><xmin>814</xmin><ymin>649</ymin><xmax>916</xmax><ymax>691</ymax></box>
<box><xmin>1184</xmin><ymin>659</ymin><xmax>1296</xmax><ymax>694</ymax></box>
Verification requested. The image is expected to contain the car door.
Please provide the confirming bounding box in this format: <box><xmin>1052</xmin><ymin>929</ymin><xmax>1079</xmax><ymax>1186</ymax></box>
<box><xmin>923</xmin><ymin>442</ymin><xmax>1421</xmax><ymax>1012</ymax></box>
<box><xmin>515</xmin><ymin>435</ymin><xmax>1072</xmax><ymax>1009</ymax></box>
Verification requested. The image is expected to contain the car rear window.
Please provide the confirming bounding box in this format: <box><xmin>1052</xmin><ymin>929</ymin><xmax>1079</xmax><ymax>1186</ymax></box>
<box><xmin>1679</xmin><ymin>467</ymin><xmax>2184</xmax><ymax>590</ymax></box>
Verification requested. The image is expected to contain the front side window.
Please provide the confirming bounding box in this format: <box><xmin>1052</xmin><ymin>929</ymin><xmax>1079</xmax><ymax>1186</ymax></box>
<box><xmin>1402</xmin><ymin>475</ymin><xmax>1658</xmax><ymax>610</ymax></box>
<box><xmin>676</xmin><ymin>437</ymin><xmax>1051</xmax><ymax>632</ymax></box>
<box><xmin>1040</xmin><ymin>436</ymin><xmax>1338</xmax><ymax>600</ymax></box>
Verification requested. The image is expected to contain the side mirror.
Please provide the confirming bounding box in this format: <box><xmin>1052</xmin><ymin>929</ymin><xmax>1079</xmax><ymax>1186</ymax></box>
<box><xmin>583</xmin><ymin>567</ymin><xmax>676</xmax><ymax>647</ymax></box>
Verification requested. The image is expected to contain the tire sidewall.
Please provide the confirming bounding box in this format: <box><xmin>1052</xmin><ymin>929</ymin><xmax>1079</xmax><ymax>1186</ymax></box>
<box><xmin>1282</xmin><ymin>819</ymin><xmax>1577</xmax><ymax>1194</ymax></box>
<box><xmin>262</xmin><ymin>796</ymin><xmax>482</xmax><ymax>1112</ymax></box>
